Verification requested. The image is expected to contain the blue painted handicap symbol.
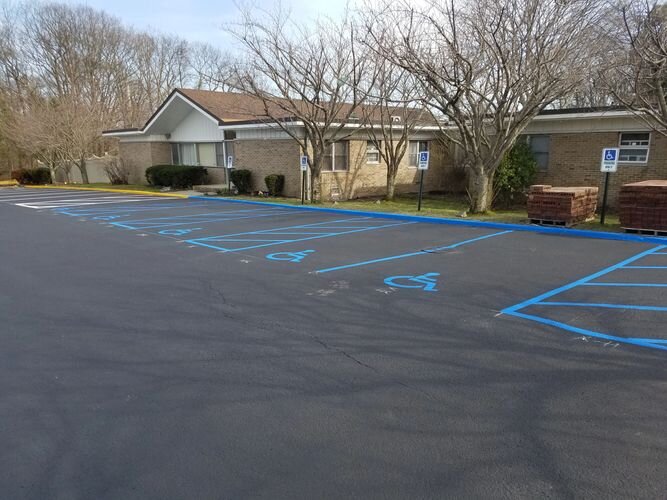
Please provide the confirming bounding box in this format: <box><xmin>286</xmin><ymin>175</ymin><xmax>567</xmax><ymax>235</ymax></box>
<box><xmin>604</xmin><ymin>149</ymin><xmax>617</xmax><ymax>161</ymax></box>
<box><xmin>159</xmin><ymin>227</ymin><xmax>202</xmax><ymax>236</ymax></box>
<box><xmin>93</xmin><ymin>215</ymin><xmax>123</xmax><ymax>221</ymax></box>
<box><xmin>384</xmin><ymin>272</ymin><xmax>440</xmax><ymax>292</ymax></box>
<box><xmin>266</xmin><ymin>250</ymin><xmax>315</xmax><ymax>263</ymax></box>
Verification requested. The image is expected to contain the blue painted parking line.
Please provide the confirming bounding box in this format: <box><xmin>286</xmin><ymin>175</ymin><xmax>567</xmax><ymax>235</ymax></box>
<box><xmin>185</xmin><ymin>217</ymin><xmax>415</xmax><ymax>252</ymax></box>
<box><xmin>502</xmin><ymin>244</ymin><xmax>667</xmax><ymax>351</ymax></box>
<box><xmin>111</xmin><ymin>209</ymin><xmax>295</xmax><ymax>230</ymax></box>
<box><xmin>621</xmin><ymin>265</ymin><xmax>667</xmax><ymax>269</ymax></box>
<box><xmin>316</xmin><ymin>230</ymin><xmax>513</xmax><ymax>274</ymax></box>
<box><xmin>54</xmin><ymin>202</ymin><xmax>207</xmax><ymax>217</ymax></box>
<box><xmin>580</xmin><ymin>282</ymin><xmax>667</xmax><ymax>287</ymax></box>
<box><xmin>538</xmin><ymin>301</ymin><xmax>667</xmax><ymax>312</ymax></box>
<box><xmin>505</xmin><ymin>311</ymin><xmax>667</xmax><ymax>351</ymax></box>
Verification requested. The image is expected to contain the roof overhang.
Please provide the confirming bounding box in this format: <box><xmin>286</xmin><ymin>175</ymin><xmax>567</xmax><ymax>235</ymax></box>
<box><xmin>103</xmin><ymin>89</ymin><xmax>222</xmax><ymax>138</ymax></box>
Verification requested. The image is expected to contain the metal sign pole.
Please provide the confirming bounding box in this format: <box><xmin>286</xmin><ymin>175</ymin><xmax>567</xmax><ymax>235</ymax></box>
<box><xmin>301</xmin><ymin>170</ymin><xmax>305</xmax><ymax>205</ymax></box>
<box><xmin>417</xmin><ymin>169</ymin><xmax>425</xmax><ymax>211</ymax></box>
<box><xmin>599</xmin><ymin>148</ymin><xmax>618</xmax><ymax>225</ymax></box>
<box><xmin>600</xmin><ymin>171</ymin><xmax>610</xmax><ymax>225</ymax></box>
<box><xmin>417</xmin><ymin>150</ymin><xmax>429</xmax><ymax>211</ymax></box>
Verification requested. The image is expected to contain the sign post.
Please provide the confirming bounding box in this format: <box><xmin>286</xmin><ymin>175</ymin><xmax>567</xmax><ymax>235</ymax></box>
<box><xmin>300</xmin><ymin>155</ymin><xmax>308</xmax><ymax>205</ymax></box>
<box><xmin>226</xmin><ymin>155</ymin><xmax>233</xmax><ymax>193</ymax></box>
<box><xmin>600</xmin><ymin>148</ymin><xmax>619</xmax><ymax>225</ymax></box>
<box><xmin>417</xmin><ymin>151</ymin><xmax>429</xmax><ymax>211</ymax></box>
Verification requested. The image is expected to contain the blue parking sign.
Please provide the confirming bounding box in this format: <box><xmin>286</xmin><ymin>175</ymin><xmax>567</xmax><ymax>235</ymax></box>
<box><xmin>601</xmin><ymin>148</ymin><xmax>619</xmax><ymax>172</ymax></box>
<box><xmin>418</xmin><ymin>151</ymin><xmax>429</xmax><ymax>170</ymax></box>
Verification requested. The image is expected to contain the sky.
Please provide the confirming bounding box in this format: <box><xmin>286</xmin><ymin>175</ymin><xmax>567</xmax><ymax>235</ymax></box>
<box><xmin>56</xmin><ymin>0</ymin><xmax>353</xmax><ymax>48</ymax></box>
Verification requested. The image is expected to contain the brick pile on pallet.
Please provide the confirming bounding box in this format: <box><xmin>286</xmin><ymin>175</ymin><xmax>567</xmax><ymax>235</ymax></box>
<box><xmin>619</xmin><ymin>180</ymin><xmax>667</xmax><ymax>231</ymax></box>
<box><xmin>527</xmin><ymin>185</ymin><xmax>599</xmax><ymax>225</ymax></box>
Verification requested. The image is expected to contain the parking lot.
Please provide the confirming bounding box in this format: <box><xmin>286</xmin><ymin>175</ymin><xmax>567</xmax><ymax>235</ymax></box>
<box><xmin>2</xmin><ymin>187</ymin><xmax>666</xmax><ymax>498</ymax></box>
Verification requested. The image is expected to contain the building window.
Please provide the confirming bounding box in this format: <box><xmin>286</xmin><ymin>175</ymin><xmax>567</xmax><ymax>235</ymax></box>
<box><xmin>528</xmin><ymin>135</ymin><xmax>550</xmax><ymax>171</ymax></box>
<box><xmin>171</xmin><ymin>143</ymin><xmax>179</xmax><ymax>165</ymax></box>
<box><xmin>215</xmin><ymin>143</ymin><xmax>225</xmax><ymax>167</ymax></box>
<box><xmin>171</xmin><ymin>143</ymin><xmax>198</xmax><ymax>165</ymax></box>
<box><xmin>366</xmin><ymin>141</ymin><xmax>380</xmax><ymax>164</ymax></box>
<box><xmin>323</xmin><ymin>141</ymin><xmax>349</xmax><ymax>171</ymax></box>
<box><xmin>197</xmin><ymin>144</ymin><xmax>216</xmax><ymax>167</ymax></box>
<box><xmin>619</xmin><ymin>132</ymin><xmax>650</xmax><ymax>163</ymax></box>
<box><xmin>408</xmin><ymin>141</ymin><xmax>429</xmax><ymax>167</ymax></box>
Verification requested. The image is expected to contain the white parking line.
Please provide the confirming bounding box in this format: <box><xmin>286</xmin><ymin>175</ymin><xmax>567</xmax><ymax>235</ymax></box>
<box><xmin>0</xmin><ymin>191</ymin><xmax>119</xmax><ymax>202</ymax></box>
<box><xmin>15</xmin><ymin>196</ymin><xmax>163</xmax><ymax>209</ymax></box>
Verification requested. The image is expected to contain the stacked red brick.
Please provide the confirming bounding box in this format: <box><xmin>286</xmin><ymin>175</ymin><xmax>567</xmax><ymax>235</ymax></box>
<box><xmin>619</xmin><ymin>180</ymin><xmax>667</xmax><ymax>231</ymax></box>
<box><xmin>527</xmin><ymin>185</ymin><xmax>599</xmax><ymax>225</ymax></box>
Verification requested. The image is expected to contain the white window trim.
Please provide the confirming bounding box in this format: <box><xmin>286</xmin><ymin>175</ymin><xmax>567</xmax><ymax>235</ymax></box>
<box><xmin>366</xmin><ymin>141</ymin><xmax>380</xmax><ymax>164</ymax></box>
<box><xmin>322</xmin><ymin>142</ymin><xmax>349</xmax><ymax>173</ymax></box>
<box><xmin>618</xmin><ymin>132</ymin><xmax>650</xmax><ymax>165</ymax></box>
<box><xmin>408</xmin><ymin>141</ymin><xmax>429</xmax><ymax>169</ymax></box>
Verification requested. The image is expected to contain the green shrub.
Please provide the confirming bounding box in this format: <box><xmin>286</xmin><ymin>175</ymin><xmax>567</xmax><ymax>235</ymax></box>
<box><xmin>11</xmin><ymin>167</ymin><xmax>52</xmax><ymax>185</ymax></box>
<box><xmin>493</xmin><ymin>141</ymin><xmax>537</xmax><ymax>208</ymax></box>
<box><xmin>264</xmin><ymin>174</ymin><xmax>285</xmax><ymax>196</ymax></box>
<box><xmin>230</xmin><ymin>169</ymin><xmax>252</xmax><ymax>194</ymax></box>
<box><xmin>145</xmin><ymin>164</ymin><xmax>208</xmax><ymax>189</ymax></box>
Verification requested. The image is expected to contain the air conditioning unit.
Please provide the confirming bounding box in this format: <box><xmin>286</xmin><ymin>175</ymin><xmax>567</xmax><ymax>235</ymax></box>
<box><xmin>391</xmin><ymin>115</ymin><xmax>402</xmax><ymax>123</ymax></box>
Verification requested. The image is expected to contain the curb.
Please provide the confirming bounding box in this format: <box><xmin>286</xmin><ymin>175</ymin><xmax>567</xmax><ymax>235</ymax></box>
<box><xmin>25</xmin><ymin>185</ymin><xmax>187</xmax><ymax>198</ymax></box>
<box><xmin>188</xmin><ymin>195</ymin><xmax>667</xmax><ymax>245</ymax></box>
<box><xmin>0</xmin><ymin>180</ymin><xmax>18</xmax><ymax>187</ymax></box>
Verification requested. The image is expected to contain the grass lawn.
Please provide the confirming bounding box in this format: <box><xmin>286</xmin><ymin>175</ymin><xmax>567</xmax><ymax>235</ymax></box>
<box><xmin>218</xmin><ymin>192</ymin><xmax>622</xmax><ymax>232</ymax></box>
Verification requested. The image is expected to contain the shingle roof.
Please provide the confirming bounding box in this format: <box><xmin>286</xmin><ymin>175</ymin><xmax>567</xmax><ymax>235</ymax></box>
<box><xmin>177</xmin><ymin>88</ymin><xmax>295</xmax><ymax>123</ymax></box>
<box><xmin>177</xmin><ymin>88</ymin><xmax>435</xmax><ymax>126</ymax></box>
<box><xmin>102</xmin><ymin>87</ymin><xmax>439</xmax><ymax>135</ymax></box>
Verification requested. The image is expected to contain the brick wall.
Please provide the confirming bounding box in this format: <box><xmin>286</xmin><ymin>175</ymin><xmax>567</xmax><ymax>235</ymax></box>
<box><xmin>534</xmin><ymin>132</ymin><xmax>667</xmax><ymax>208</ymax></box>
<box><xmin>318</xmin><ymin>139</ymin><xmax>464</xmax><ymax>200</ymax></box>
<box><xmin>234</xmin><ymin>139</ymin><xmax>302</xmax><ymax>196</ymax></box>
<box><xmin>119</xmin><ymin>142</ymin><xmax>171</xmax><ymax>184</ymax></box>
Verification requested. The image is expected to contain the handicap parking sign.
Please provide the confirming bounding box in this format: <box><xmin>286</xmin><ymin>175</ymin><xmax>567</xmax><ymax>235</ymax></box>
<box><xmin>418</xmin><ymin>151</ymin><xmax>429</xmax><ymax>170</ymax></box>
<box><xmin>601</xmin><ymin>148</ymin><xmax>619</xmax><ymax>172</ymax></box>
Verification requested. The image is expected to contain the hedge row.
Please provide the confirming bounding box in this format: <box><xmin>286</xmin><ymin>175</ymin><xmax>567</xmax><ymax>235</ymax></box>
<box><xmin>145</xmin><ymin>164</ymin><xmax>208</xmax><ymax>189</ymax></box>
<box><xmin>11</xmin><ymin>167</ymin><xmax>52</xmax><ymax>185</ymax></box>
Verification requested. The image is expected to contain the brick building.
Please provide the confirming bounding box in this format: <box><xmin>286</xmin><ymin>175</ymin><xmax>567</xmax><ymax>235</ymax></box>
<box><xmin>103</xmin><ymin>90</ymin><xmax>666</xmax><ymax>205</ymax></box>
<box><xmin>522</xmin><ymin>108</ymin><xmax>666</xmax><ymax>207</ymax></box>
<box><xmin>102</xmin><ymin>88</ymin><xmax>463</xmax><ymax>200</ymax></box>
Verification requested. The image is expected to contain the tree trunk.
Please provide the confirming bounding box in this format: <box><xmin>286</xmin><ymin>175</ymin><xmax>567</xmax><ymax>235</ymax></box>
<box><xmin>310</xmin><ymin>154</ymin><xmax>323</xmax><ymax>202</ymax></box>
<box><xmin>468</xmin><ymin>167</ymin><xmax>494</xmax><ymax>213</ymax></box>
<box><xmin>310</xmin><ymin>169</ymin><xmax>321</xmax><ymax>202</ymax></box>
<box><xmin>386</xmin><ymin>165</ymin><xmax>397</xmax><ymax>201</ymax></box>
<box><xmin>77</xmin><ymin>158</ymin><xmax>89</xmax><ymax>184</ymax></box>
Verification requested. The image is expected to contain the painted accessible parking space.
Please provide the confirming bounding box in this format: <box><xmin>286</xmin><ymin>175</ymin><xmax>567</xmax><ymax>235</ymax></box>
<box><xmin>7</xmin><ymin>190</ymin><xmax>666</xmax><ymax>353</ymax></box>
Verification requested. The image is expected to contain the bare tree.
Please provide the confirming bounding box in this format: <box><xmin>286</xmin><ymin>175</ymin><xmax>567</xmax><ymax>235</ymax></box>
<box><xmin>227</xmin><ymin>7</ymin><xmax>374</xmax><ymax>200</ymax></box>
<box><xmin>0</xmin><ymin>1</ymin><xmax>236</xmax><ymax>175</ymax></box>
<box><xmin>189</xmin><ymin>42</ymin><xmax>238</xmax><ymax>91</ymax></box>
<box><xmin>366</xmin><ymin>0</ymin><xmax>604</xmax><ymax>212</ymax></box>
<box><xmin>603</xmin><ymin>1</ymin><xmax>667</xmax><ymax>134</ymax></box>
<box><xmin>359</xmin><ymin>57</ymin><xmax>424</xmax><ymax>200</ymax></box>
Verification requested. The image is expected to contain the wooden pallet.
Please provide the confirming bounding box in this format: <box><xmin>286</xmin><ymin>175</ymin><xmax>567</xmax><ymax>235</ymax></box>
<box><xmin>529</xmin><ymin>218</ymin><xmax>574</xmax><ymax>227</ymax></box>
<box><xmin>623</xmin><ymin>227</ymin><xmax>667</xmax><ymax>237</ymax></box>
